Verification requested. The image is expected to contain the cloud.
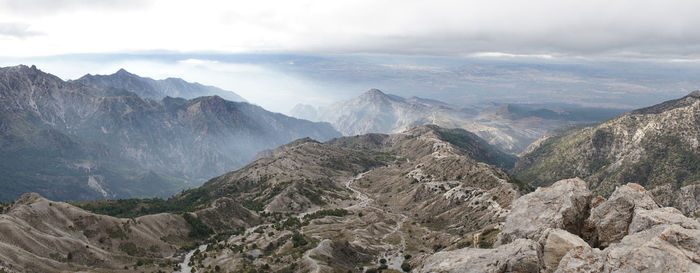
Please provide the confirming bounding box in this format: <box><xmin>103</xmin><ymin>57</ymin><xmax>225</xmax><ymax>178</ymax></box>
<box><xmin>1</xmin><ymin>0</ymin><xmax>700</xmax><ymax>60</ymax></box>
<box><xmin>0</xmin><ymin>0</ymin><xmax>149</xmax><ymax>15</ymax></box>
<box><xmin>0</xmin><ymin>23</ymin><xmax>42</xmax><ymax>38</ymax></box>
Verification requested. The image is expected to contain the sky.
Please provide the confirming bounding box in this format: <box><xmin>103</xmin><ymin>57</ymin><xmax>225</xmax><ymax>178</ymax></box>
<box><xmin>1</xmin><ymin>0</ymin><xmax>700</xmax><ymax>112</ymax></box>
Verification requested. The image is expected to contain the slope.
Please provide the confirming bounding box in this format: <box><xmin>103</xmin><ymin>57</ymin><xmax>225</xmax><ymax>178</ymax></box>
<box><xmin>514</xmin><ymin>91</ymin><xmax>700</xmax><ymax>217</ymax></box>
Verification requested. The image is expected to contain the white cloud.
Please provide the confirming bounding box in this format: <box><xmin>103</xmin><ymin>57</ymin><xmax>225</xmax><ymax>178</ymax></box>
<box><xmin>1</xmin><ymin>0</ymin><xmax>700</xmax><ymax>59</ymax></box>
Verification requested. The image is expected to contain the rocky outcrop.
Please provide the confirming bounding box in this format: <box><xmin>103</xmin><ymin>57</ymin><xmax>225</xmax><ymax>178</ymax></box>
<box><xmin>582</xmin><ymin>183</ymin><xmax>659</xmax><ymax>247</ymax></box>
<box><xmin>422</xmin><ymin>179</ymin><xmax>700</xmax><ymax>273</ymax></box>
<box><xmin>498</xmin><ymin>178</ymin><xmax>591</xmax><ymax>244</ymax></box>
<box><xmin>556</xmin><ymin>224</ymin><xmax>700</xmax><ymax>273</ymax></box>
<box><xmin>418</xmin><ymin>239</ymin><xmax>542</xmax><ymax>273</ymax></box>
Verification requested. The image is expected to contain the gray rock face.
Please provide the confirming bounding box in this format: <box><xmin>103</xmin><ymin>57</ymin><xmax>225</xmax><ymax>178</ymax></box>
<box><xmin>556</xmin><ymin>224</ymin><xmax>700</xmax><ymax>273</ymax></box>
<box><xmin>417</xmin><ymin>239</ymin><xmax>542</xmax><ymax>273</ymax></box>
<box><xmin>676</xmin><ymin>184</ymin><xmax>699</xmax><ymax>219</ymax></box>
<box><xmin>499</xmin><ymin>178</ymin><xmax>592</xmax><ymax>244</ymax></box>
<box><xmin>583</xmin><ymin>183</ymin><xmax>659</xmax><ymax>247</ymax></box>
<box><xmin>628</xmin><ymin>207</ymin><xmax>700</xmax><ymax>234</ymax></box>
<box><xmin>539</xmin><ymin>229</ymin><xmax>588</xmax><ymax>273</ymax></box>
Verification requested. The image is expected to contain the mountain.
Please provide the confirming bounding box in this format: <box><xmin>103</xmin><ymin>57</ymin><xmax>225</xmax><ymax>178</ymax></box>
<box><xmin>75</xmin><ymin>68</ymin><xmax>247</xmax><ymax>102</ymax></box>
<box><xmin>291</xmin><ymin>89</ymin><xmax>624</xmax><ymax>154</ymax></box>
<box><xmin>514</xmin><ymin>91</ymin><xmax>700</xmax><ymax>217</ymax></box>
<box><xmin>0</xmin><ymin>65</ymin><xmax>340</xmax><ymax>201</ymax></box>
<box><xmin>1</xmin><ymin>125</ymin><xmax>696</xmax><ymax>273</ymax></box>
<box><xmin>15</xmin><ymin>125</ymin><xmax>520</xmax><ymax>272</ymax></box>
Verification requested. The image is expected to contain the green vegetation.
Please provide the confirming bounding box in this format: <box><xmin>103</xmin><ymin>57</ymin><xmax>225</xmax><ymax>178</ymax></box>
<box><xmin>241</xmin><ymin>199</ymin><xmax>265</xmax><ymax>211</ymax></box>
<box><xmin>302</xmin><ymin>208</ymin><xmax>349</xmax><ymax>221</ymax></box>
<box><xmin>74</xmin><ymin>188</ymin><xmax>211</xmax><ymax>218</ymax></box>
<box><xmin>182</xmin><ymin>213</ymin><xmax>213</xmax><ymax>239</ymax></box>
<box><xmin>119</xmin><ymin>242</ymin><xmax>145</xmax><ymax>256</ymax></box>
<box><xmin>291</xmin><ymin>232</ymin><xmax>308</xmax><ymax>248</ymax></box>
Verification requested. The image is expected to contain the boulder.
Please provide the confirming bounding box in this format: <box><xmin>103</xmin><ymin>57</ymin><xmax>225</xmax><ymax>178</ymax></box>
<box><xmin>554</xmin><ymin>245</ymin><xmax>603</xmax><ymax>273</ymax></box>
<box><xmin>556</xmin><ymin>224</ymin><xmax>700</xmax><ymax>273</ymax></box>
<box><xmin>499</xmin><ymin>178</ymin><xmax>591</xmax><ymax>244</ymax></box>
<box><xmin>539</xmin><ymin>229</ymin><xmax>588</xmax><ymax>273</ymax></box>
<box><xmin>417</xmin><ymin>239</ymin><xmax>542</xmax><ymax>273</ymax></box>
<box><xmin>582</xmin><ymin>183</ymin><xmax>659</xmax><ymax>247</ymax></box>
<box><xmin>628</xmin><ymin>207</ymin><xmax>700</xmax><ymax>234</ymax></box>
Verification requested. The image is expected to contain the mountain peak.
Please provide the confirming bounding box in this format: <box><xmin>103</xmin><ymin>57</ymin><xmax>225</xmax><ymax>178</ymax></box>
<box><xmin>364</xmin><ymin>88</ymin><xmax>386</xmax><ymax>96</ymax></box>
<box><xmin>688</xmin><ymin>90</ymin><xmax>700</xmax><ymax>98</ymax></box>
<box><xmin>113</xmin><ymin>68</ymin><xmax>134</xmax><ymax>76</ymax></box>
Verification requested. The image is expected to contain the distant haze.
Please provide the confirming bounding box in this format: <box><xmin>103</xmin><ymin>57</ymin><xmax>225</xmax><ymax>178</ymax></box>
<box><xmin>2</xmin><ymin>54</ymin><xmax>699</xmax><ymax>113</ymax></box>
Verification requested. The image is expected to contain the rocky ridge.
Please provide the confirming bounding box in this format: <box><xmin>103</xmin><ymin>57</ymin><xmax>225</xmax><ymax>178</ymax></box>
<box><xmin>75</xmin><ymin>68</ymin><xmax>246</xmax><ymax>102</ymax></box>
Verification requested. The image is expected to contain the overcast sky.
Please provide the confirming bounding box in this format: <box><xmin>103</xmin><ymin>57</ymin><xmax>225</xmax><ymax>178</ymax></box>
<box><xmin>1</xmin><ymin>0</ymin><xmax>700</xmax><ymax>60</ymax></box>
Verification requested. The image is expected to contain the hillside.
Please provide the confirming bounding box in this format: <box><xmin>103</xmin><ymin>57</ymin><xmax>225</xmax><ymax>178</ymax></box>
<box><xmin>514</xmin><ymin>91</ymin><xmax>700</xmax><ymax>217</ymax></box>
<box><xmin>0</xmin><ymin>65</ymin><xmax>340</xmax><ymax>201</ymax></box>
<box><xmin>6</xmin><ymin>125</ymin><xmax>520</xmax><ymax>272</ymax></box>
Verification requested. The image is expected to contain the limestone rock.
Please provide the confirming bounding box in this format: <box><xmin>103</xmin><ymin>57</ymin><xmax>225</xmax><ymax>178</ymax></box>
<box><xmin>499</xmin><ymin>178</ymin><xmax>591</xmax><ymax>244</ymax></box>
<box><xmin>676</xmin><ymin>184</ymin><xmax>699</xmax><ymax>219</ymax></box>
<box><xmin>417</xmin><ymin>239</ymin><xmax>542</xmax><ymax>273</ymax></box>
<box><xmin>554</xmin><ymin>245</ymin><xmax>603</xmax><ymax>273</ymax></box>
<box><xmin>539</xmin><ymin>229</ymin><xmax>588</xmax><ymax>273</ymax></box>
<box><xmin>582</xmin><ymin>183</ymin><xmax>659</xmax><ymax>247</ymax></box>
<box><xmin>556</xmin><ymin>224</ymin><xmax>700</xmax><ymax>273</ymax></box>
<box><xmin>629</xmin><ymin>207</ymin><xmax>700</xmax><ymax>234</ymax></box>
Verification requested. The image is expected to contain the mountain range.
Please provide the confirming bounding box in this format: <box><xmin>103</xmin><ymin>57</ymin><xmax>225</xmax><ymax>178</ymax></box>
<box><xmin>0</xmin><ymin>65</ymin><xmax>339</xmax><ymax>201</ymax></box>
<box><xmin>75</xmin><ymin>68</ymin><xmax>247</xmax><ymax>102</ymax></box>
<box><xmin>291</xmin><ymin>89</ymin><xmax>625</xmax><ymax>154</ymax></box>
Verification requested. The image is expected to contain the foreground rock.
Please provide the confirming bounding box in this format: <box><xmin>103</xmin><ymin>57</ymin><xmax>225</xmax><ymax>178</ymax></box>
<box><xmin>539</xmin><ymin>229</ymin><xmax>588</xmax><ymax>273</ymax></box>
<box><xmin>417</xmin><ymin>239</ymin><xmax>542</xmax><ymax>273</ymax></box>
<box><xmin>583</xmin><ymin>183</ymin><xmax>659</xmax><ymax>247</ymax></box>
<box><xmin>498</xmin><ymin>178</ymin><xmax>591</xmax><ymax>244</ymax></box>
<box><xmin>556</xmin><ymin>224</ymin><xmax>700</xmax><ymax>273</ymax></box>
<box><xmin>422</xmin><ymin>179</ymin><xmax>700</xmax><ymax>273</ymax></box>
